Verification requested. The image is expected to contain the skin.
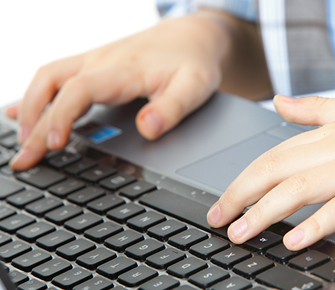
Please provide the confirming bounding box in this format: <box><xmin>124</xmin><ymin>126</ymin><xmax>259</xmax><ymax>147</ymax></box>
<box><xmin>8</xmin><ymin>9</ymin><xmax>335</xmax><ymax>251</ymax></box>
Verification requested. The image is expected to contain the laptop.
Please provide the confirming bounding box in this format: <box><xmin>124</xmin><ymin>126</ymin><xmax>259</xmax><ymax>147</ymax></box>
<box><xmin>0</xmin><ymin>92</ymin><xmax>332</xmax><ymax>290</ymax></box>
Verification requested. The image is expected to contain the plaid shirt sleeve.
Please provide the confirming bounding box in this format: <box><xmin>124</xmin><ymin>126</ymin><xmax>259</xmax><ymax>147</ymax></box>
<box><xmin>156</xmin><ymin>0</ymin><xmax>258</xmax><ymax>22</ymax></box>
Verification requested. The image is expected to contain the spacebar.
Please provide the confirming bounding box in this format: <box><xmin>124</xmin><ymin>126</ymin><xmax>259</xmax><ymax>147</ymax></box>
<box><xmin>139</xmin><ymin>189</ymin><xmax>228</xmax><ymax>238</ymax></box>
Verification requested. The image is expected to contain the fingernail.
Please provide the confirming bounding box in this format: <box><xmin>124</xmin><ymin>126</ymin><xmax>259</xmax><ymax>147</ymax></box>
<box><xmin>286</xmin><ymin>229</ymin><xmax>304</xmax><ymax>246</ymax></box>
<box><xmin>230</xmin><ymin>218</ymin><xmax>247</xmax><ymax>239</ymax></box>
<box><xmin>207</xmin><ymin>204</ymin><xmax>221</xmax><ymax>225</ymax></box>
<box><xmin>9</xmin><ymin>148</ymin><xmax>31</xmax><ymax>167</ymax></box>
<box><xmin>143</xmin><ymin>112</ymin><xmax>163</xmax><ymax>137</ymax></box>
<box><xmin>47</xmin><ymin>130</ymin><xmax>61</xmax><ymax>149</ymax></box>
<box><xmin>18</xmin><ymin>126</ymin><xmax>30</xmax><ymax>144</ymax></box>
<box><xmin>279</xmin><ymin>95</ymin><xmax>298</xmax><ymax>102</ymax></box>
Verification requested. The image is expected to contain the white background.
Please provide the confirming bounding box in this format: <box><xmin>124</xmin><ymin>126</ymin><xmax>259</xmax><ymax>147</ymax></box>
<box><xmin>0</xmin><ymin>0</ymin><xmax>159</xmax><ymax>108</ymax></box>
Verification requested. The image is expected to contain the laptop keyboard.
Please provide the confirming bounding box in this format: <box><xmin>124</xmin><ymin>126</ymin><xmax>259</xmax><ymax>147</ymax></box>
<box><xmin>0</xmin><ymin>124</ymin><xmax>333</xmax><ymax>290</ymax></box>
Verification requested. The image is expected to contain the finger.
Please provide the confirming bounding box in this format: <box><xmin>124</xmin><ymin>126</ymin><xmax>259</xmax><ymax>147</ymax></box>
<box><xmin>135</xmin><ymin>66</ymin><xmax>219</xmax><ymax>140</ymax></box>
<box><xmin>5</xmin><ymin>102</ymin><xmax>19</xmax><ymax>119</ymax></box>
<box><xmin>207</xmin><ymin>132</ymin><xmax>335</xmax><ymax>228</ymax></box>
<box><xmin>227</xmin><ymin>159</ymin><xmax>335</xmax><ymax>245</ymax></box>
<box><xmin>274</xmin><ymin>94</ymin><xmax>335</xmax><ymax>126</ymax></box>
<box><xmin>284</xmin><ymin>197</ymin><xmax>335</xmax><ymax>250</ymax></box>
<box><xmin>18</xmin><ymin>55</ymin><xmax>83</xmax><ymax>144</ymax></box>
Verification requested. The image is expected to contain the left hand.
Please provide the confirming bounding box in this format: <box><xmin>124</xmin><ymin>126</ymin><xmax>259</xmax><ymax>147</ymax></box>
<box><xmin>207</xmin><ymin>94</ymin><xmax>335</xmax><ymax>251</ymax></box>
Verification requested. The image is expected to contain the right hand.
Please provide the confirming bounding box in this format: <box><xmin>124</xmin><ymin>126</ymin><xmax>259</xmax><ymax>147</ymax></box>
<box><xmin>7</xmin><ymin>11</ymin><xmax>227</xmax><ymax>171</ymax></box>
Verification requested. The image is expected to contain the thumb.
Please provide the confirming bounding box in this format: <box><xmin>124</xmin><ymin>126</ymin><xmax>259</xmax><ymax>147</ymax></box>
<box><xmin>273</xmin><ymin>94</ymin><xmax>335</xmax><ymax>126</ymax></box>
<box><xmin>136</xmin><ymin>67</ymin><xmax>219</xmax><ymax>140</ymax></box>
<box><xmin>5</xmin><ymin>102</ymin><xmax>20</xmax><ymax>119</ymax></box>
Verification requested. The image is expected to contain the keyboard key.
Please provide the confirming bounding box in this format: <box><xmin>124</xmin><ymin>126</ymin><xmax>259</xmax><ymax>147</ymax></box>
<box><xmin>17</xmin><ymin>222</ymin><xmax>55</xmax><ymax>242</ymax></box>
<box><xmin>99</xmin><ymin>172</ymin><xmax>136</xmax><ymax>191</ymax></box>
<box><xmin>0</xmin><ymin>177</ymin><xmax>24</xmax><ymax>199</ymax></box>
<box><xmin>256</xmin><ymin>264</ymin><xmax>322</xmax><ymax>290</ymax></box>
<box><xmin>107</xmin><ymin>203</ymin><xmax>146</xmax><ymax>223</ymax></box>
<box><xmin>188</xmin><ymin>266</ymin><xmax>230</xmax><ymax>288</ymax></box>
<box><xmin>67</xmin><ymin>187</ymin><xmax>105</xmax><ymax>206</ymax></box>
<box><xmin>32</xmin><ymin>258</ymin><xmax>72</xmax><ymax>281</ymax></box>
<box><xmin>16</xmin><ymin>166</ymin><xmax>66</xmax><ymax>189</ymax></box>
<box><xmin>118</xmin><ymin>265</ymin><xmax>158</xmax><ymax>287</ymax></box>
<box><xmin>56</xmin><ymin>239</ymin><xmax>95</xmax><ymax>261</ymax></box>
<box><xmin>233</xmin><ymin>256</ymin><xmax>274</xmax><ymax>278</ymax></box>
<box><xmin>84</xmin><ymin>222</ymin><xmax>123</xmax><ymax>243</ymax></box>
<box><xmin>148</xmin><ymin>220</ymin><xmax>187</xmax><ymax>241</ymax></box>
<box><xmin>105</xmin><ymin>230</ymin><xmax>144</xmax><ymax>252</ymax></box>
<box><xmin>243</xmin><ymin>231</ymin><xmax>282</xmax><ymax>253</ymax></box>
<box><xmin>0</xmin><ymin>232</ymin><xmax>11</xmax><ymax>246</ymax></box>
<box><xmin>80</xmin><ymin>165</ymin><xmax>116</xmax><ymax>182</ymax></box>
<box><xmin>0</xmin><ymin>127</ymin><xmax>15</xmax><ymax>139</ymax></box>
<box><xmin>0</xmin><ymin>214</ymin><xmax>35</xmax><ymax>234</ymax></box>
<box><xmin>125</xmin><ymin>239</ymin><xmax>165</xmax><ymax>261</ymax></box>
<box><xmin>36</xmin><ymin>230</ymin><xmax>75</xmax><ymax>252</ymax></box>
<box><xmin>6</xmin><ymin>190</ymin><xmax>44</xmax><ymax>208</ymax></box>
<box><xmin>0</xmin><ymin>150</ymin><xmax>15</xmax><ymax>167</ymax></box>
<box><xmin>139</xmin><ymin>275</ymin><xmax>180</xmax><ymax>290</ymax></box>
<box><xmin>77</xmin><ymin>248</ymin><xmax>116</xmax><ymax>270</ymax></box>
<box><xmin>25</xmin><ymin>197</ymin><xmax>63</xmax><ymax>217</ymax></box>
<box><xmin>0</xmin><ymin>134</ymin><xmax>17</xmax><ymax>149</ymax></box>
<box><xmin>73</xmin><ymin>276</ymin><xmax>113</xmax><ymax>290</ymax></box>
<box><xmin>168</xmin><ymin>229</ymin><xmax>208</xmax><ymax>250</ymax></box>
<box><xmin>167</xmin><ymin>257</ymin><xmax>207</xmax><ymax>278</ymax></box>
<box><xmin>52</xmin><ymin>267</ymin><xmax>92</xmax><ymax>289</ymax></box>
<box><xmin>64</xmin><ymin>157</ymin><xmax>97</xmax><ymax>175</ymax></box>
<box><xmin>48</xmin><ymin>179</ymin><xmax>85</xmax><ymax>198</ymax></box>
<box><xmin>120</xmin><ymin>180</ymin><xmax>156</xmax><ymax>200</ymax></box>
<box><xmin>18</xmin><ymin>279</ymin><xmax>47</xmax><ymax>290</ymax></box>
<box><xmin>45</xmin><ymin>205</ymin><xmax>82</xmax><ymax>225</ymax></box>
<box><xmin>87</xmin><ymin>195</ymin><xmax>125</xmax><ymax>215</ymax></box>
<box><xmin>211</xmin><ymin>247</ymin><xmax>252</xmax><ymax>269</ymax></box>
<box><xmin>64</xmin><ymin>213</ymin><xmax>102</xmax><ymax>234</ymax></box>
<box><xmin>190</xmin><ymin>237</ymin><xmax>230</xmax><ymax>260</ymax></box>
<box><xmin>146</xmin><ymin>248</ymin><xmax>185</xmax><ymax>269</ymax></box>
<box><xmin>311</xmin><ymin>261</ymin><xmax>335</xmax><ymax>282</ymax></box>
<box><xmin>97</xmin><ymin>256</ymin><xmax>137</xmax><ymax>279</ymax></box>
<box><xmin>265</xmin><ymin>243</ymin><xmax>305</xmax><ymax>264</ymax></box>
<box><xmin>0</xmin><ymin>241</ymin><xmax>31</xmax><ymax>262</ymax></box>
<box><xmin>127</xmin><ymin>211</ymin><xmax>166</xmax><ymax>232</ymax></box>
<box><xmin>48</xmin><ymin>152</ymin><xmax>81</xmax><ymax>168</ymax></box>
<box><xmin>0</xmin><ymin>165</ymin><xmax>14</xmax><ymax>176</ymax></box>
<box><xmin>288</xmin><ymin>250</ymin><xmax>330</xmax><ymax>270</ymax></box>
<box><xmin>8</xmin><ymin>270</ymin><xmax>29</xmax><ymax>285</ymax></box>
<box><xmin>210</xmin><ymin>276</ymin><xmax>252</xmax><ymax>290</ymax></box>
<box><xmin>12</xmin><ymin>249</ymin><xmax>51</xmax><ymax>271</ymax></box>
<box><xmin>0</xmin><ymin>206</ymin><xmax>16</xmax><ymax>220</ymax></box>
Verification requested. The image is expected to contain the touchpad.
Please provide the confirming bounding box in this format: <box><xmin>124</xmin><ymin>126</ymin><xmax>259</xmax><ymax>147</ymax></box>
<box><xmin>177</xmin><ymin>134</ymin><xmax>282</xmax><ymax>192</ymax></box>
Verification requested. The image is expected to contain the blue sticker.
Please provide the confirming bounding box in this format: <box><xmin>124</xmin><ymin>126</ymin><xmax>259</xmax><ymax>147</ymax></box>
<box><xmin>87</xmin><ymin>126</ymin><xmax>122</xmax><ymax>144</ymax></box>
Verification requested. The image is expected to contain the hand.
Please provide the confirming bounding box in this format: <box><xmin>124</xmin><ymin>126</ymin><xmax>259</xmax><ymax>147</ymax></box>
<box><xmin>7</xmin><ymin>11</ymin><xmax>228</xmax><ymax>170</ymax></box>
<box><xmin>207</xmin><ymin>94</ymin><xmax>335</xmax><ymax>250</ymax></box>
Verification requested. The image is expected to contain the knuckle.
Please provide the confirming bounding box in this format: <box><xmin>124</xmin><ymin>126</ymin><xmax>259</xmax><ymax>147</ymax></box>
<box><xmin>285</xmin><ymin>174</ymin><xmax>309</xmax><ymax>197</ymax></box>
<box><xmin>307</xmin><ymin>216</ymin><xmax>321</xmax><ymax>234</ymax></box>
<box><xmin>248</xmin><ymin>204</ymin><xmax>264</xmax><ymax>224</ymax></box>
<box><xmin>221</xmin><ymin>185</ymin><xmax>238</xmax><ymax>207</ymax></box>
<box><xmin>255</xmin><ymin>151</ymin><xmax>279</xmax><ymax>177</ymax></box>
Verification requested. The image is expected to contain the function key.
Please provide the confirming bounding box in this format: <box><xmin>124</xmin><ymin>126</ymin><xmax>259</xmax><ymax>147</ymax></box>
<box><xmin>99</xmin><ymin>172</ymin><xmax>136</xmax><ymax>191</ymax></box>
<box><xmin>167</xmin><ymin>257</ymin><xmax>207</xmax><ymax>278</ymax></box>
<box><xmin>105</xmin><ymin>230</ymin><xmax>144</xmax><ymax>252</ymax></box>
<box><xmin>265</xmin><ymin>243</ymin><xmax>305</xmax><ymax>264</ymax></box>
<box><xmin>15</xmin><ymin>166</ymin><xmax>66</xmax><ymax>189</ymax></box>
<box><xmin>147</xmin><ymin>220</ymin><xmax>187</xmax><ymax>241</ymax></box>
<box><xmin>125</xmin><ymin>239</ymin><xmax>165</xmax><ymax>261</ymax></box>
<box><xmin>84</xmin><ymin>222</ymin><xmax>123</xmax><ymax>243</ymax></box>
<box><xmin>56</xmin><ymin>239</ymin><xmax>95</xmax><ymax>261</ymax></box>
<box><xmin>127</xmin><ymin>211</ymin><xmax>166</xmax><ymax>233</ymax></box>
<box><xmin>0</xmin><ymin>214</ymin><xmax>35</xmax><ymax>234</ymax></box>
<box><xmin>45</xmin><ymin>205</ymin><xmax>82</xmax><ymax>225</ymax></box>
<box><xmin>64</xmin><ymin>157</ymin><xmax>97</xmax><ymax>175</ymax></box>
<box><xmin>36</xmin><ymin>230</ymin><xmax>75</xmax><ymax>252</ymax></box>
<box><xmin>16</xmin><ymin>222</ymin><xmax>55</xmax><ymax>243</ymax></box>
<box><xmin>146</xmin><ymin>248</ymin><xmax>185</xmax><ymax>269</ymax></box>
<box><xmin>139</xmin><ymin>275</ymin><xmax>180</xmax><ymax>290</ymax></box>
<box><xmin>52</xmin><ymin>267</ymin><xmax>92</xmax><ymax>289</ymax></box>
<box><xmin>87</xmin><ymin>195</ymin><xmax>125</xmax><ymax>215</ymax></box>
<box><xmin>32</xmin><ymin>258</ymin><xmax>72</xmax><ymax>281</ymax></box>
<box><xmin>67</xmin><ymin>187</ymin><xmax>105</xmax><ymax>206</ymax></box>
<box><xmin>190</xmin><ymin>237</ymin><xmax>230</xmax><ymax>260</ymax></box>
<box><xmin>79</xmin><ymin>165</ymin><xmax>116</xmax><ymax>183</ymax></box>
<box><xmin>243</xmin><ymin>231</ymin><xmax>282</xmax><ymax>253</ymax></box>
<box><xmin>97</xmin><ymin>256</ymin><xmax>137</xmax><ymax>280</ymax></box>
<box><xmin>118</xmin><ymin>265</ymin><xmax>158</xmax><ymax>287</ymax></box>
<box><xmin>0</xmin><ymin>206</ymin><xmax>16</xmax><ymax>220</ymax></box>
<box><xmin>107</xmin><ymin>203</ymin><xmax>146</xmax><ymax>224</ymax></box>
<box><xmin>25</xmin><ymin>197</ymin><xmax>63</xmax><ymax>217</ymax></box>
<box><xmin>168</xmin><ymin>229</ymin><xmax>208</xmax><ymax>250</ymax></box>
<box><xmin>119</xmin><ymin>180</ymin><xmax>156</xmax><ymax>200</ymax></box>
<box><xmin>18</xmin><ymin>279</ymin><xmax>47</xmax><ymax>290</ymax></box>
<box><xmin>0</xmin><ymin>240</ymin><xmax>31</xmax><ymax>262</ymax></box>
<box><xmin>288</xmin><ymin>250</ymin><xmax>330</xmax><ymax>270</ymax></box>
<box><xmin>48</xmin><ymin>179</ymin><xmax>85</xmax><ymax>198</ymax></box>
<box><xmin>233</xmin><ymin>255</ymin><xmax>274</xmax><ymax>278</ymax></box>
<box><xmin>12</xmin><ymin>249</ymin><xmax>51</xmax><ymax>272</ymax></box>
<box><xmin>188</xmin><ymin>266</ymin><xmax>230</xmax><ymax>289</ymax></box>
<box><xmin>311</xmin><ymin>261</ymin><xmax>335</xmax><ymax>282</ymax></box>
<box><xmin>48</xmin><ymin>152</ymin><xmax>81</xmax><ymax>168</ymax></box>
<box><xmin>7</xmin><ymin>190</ymin><xmax>44</xmax><ymax>208</ymax></box>
<box><xmin>0</xmin><ymin>177</ymin><xmax>24</xmax><ymax>200</ymax></box>
<box><xmin>210</xmin><ymin>276</ymin><xmax>252</xmax><ymax>290</ymax></box>
<box><xmin>76</xmin><ymin>248</ymin><xmax>116</xmax><ymax>270</ymax></box>
<box><xmin>64</xmin><ymin>213</ymin><xmax>102</xmax><ymax>234</ymax></box>
<box><xmin>211</xmin><ymin>247</ymin><xmax>252</xmax><ymax>269</ymax></box>
<box><xmin>73</xmin><ymin>276</ymin><xmax>113</xmax><ymax>290</ymax></box>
